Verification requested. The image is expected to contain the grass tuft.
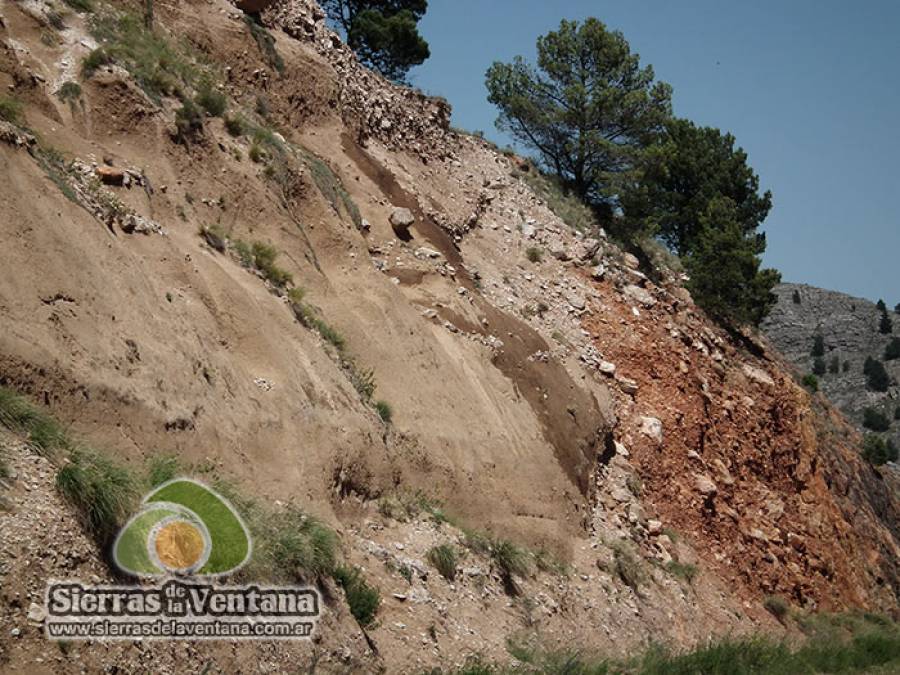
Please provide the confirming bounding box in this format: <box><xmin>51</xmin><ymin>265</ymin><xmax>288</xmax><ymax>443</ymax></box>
<box><xmin>333</xmin><ymin>565</ymin><xmax>380</xmax><ymax>627</ymax></box>
<box><xmin>0</xmin><ymin>387</ymin><xmax>68</xmax><ymax>456</ymax></box>
<box><xmin>0</xmin><ymin>96</ymin><xmax>23</xmax><ymax>125</ymax></box>
<box><xmin>146</xmin><ymin>454</ymin><xmax>180</xmax><ymax>487</ymax></box>
<box><xmin>427</xmin><ymin>543</ymin><xmax>458</xmax><ymax>581</ymax></box>
<box><xmin>374</xmin><ymin>400</ymin><xmax>392</xmax><ymax>424</ymax></box>
<box><xmin>56</xmin><ymin>447</ymin><xmax>138</xmax><ymax>546</ymax></box>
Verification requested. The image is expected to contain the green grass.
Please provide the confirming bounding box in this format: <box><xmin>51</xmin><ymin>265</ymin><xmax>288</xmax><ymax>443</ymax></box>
<box><xmin>666</xmin><ymin>560</ymin><xmax>698</xmax><ymax>584</ymax></box>
<box><xmin>0</xmin><ymin>387</ymin><xmax>68</xmax><ymax>456</ymax></box>
<box><xmin>224</xmin><ymin>114</ymin><xmax>245</xmax><ymax>137</ymax></box>
<box><xmin>525</xmin><ymin>246</ymin><xmax>543</xmax><ymax>263</ymax></box>
<box><xmin>375</xmin><ymin>400</ymin><xmax>393</xmax><ymax>424</ymax></box>
<box><xmin>299</xmin><ymin>148</ymin><xmax>363</xmax><ymax>229</ymax></box>
<box><xmin>57</xmin><ymin>447</ymin><xmax>139</xmax><ymax>545</ymax></box>
<box><xmin>427</xmin><ymin>544</ymin><xmax>458</xmax><ymax>581</ymax></box>
<box><xmin>441</xmin><ymin>614</ymin><xmax>900</xmax><ymax>674</ymax></box>
<box><xmin>245</xmin><ymin>241</ymin><xmax>293</xmax><ymax>287</ymax></box>
<box><xmin>254</xmin><ymin>506</ymin><xmax>338</xmax><ymax>583</ymax></box>
<box><xmin>333</xmin><ymin>565</ymin><xmax>380</xmax><ymax>627</ymax></box>
<box><xmin>0</xmin><ymin>96</ymin><xmax>23</xmax><ymax>125</ymax></box>
<box><xmin>289</xmin><ymin>292</ymin><xmax>346</xmax><ymax>351</ymax></box>
<box><xmin>146</xmin><ymin>454</ymin><xmax>180</xmax><ymax>487</ymax></box>
<box><xmin>195</xmin><ymin>82</ymin><xmax>227</xmax><ymax>117</ymax></box>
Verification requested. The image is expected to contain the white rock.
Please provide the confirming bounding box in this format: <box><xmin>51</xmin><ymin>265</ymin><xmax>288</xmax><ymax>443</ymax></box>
<box><xmin>639</xmin><ymin>416</ymin><xmax>663</xmax><ymax>444</ymax></box>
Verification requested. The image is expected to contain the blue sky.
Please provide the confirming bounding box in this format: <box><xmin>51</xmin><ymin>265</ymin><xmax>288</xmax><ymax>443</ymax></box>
<box><xmin>407</xmin><ymin>1</ymin><xmax>899</xmax><ymax>305</ymax></box>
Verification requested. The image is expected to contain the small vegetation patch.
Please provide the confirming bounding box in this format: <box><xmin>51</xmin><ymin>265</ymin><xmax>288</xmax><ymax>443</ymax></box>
<box><xmin>515</xmin><ymin>164</ymin><xmax>600</xmax><ymax>235</ymax></box>
<box><xmin>862</xmin><ymin>434</ymin><xmax>898</xmax><ymax>466</ymax></box>
<box><xmin>224</xmin><ymin>114</ymin><xmax>245</xmax><ymax>137</ymax></box>
<box><xmin>524</xmin><ymin>246</ymin><xmax>543</xmax><ymax>263</ymax></box>
<box><xmin>299</xmin><ymin>148</ymin><xmax>363</xmax><ymax>230</ymax></box>
<box><xmin>0</xmin><ymin>95</ymin><xmax>23</xmax><ymax>125</ymax></box>
<box><xmin>288</xmin><ymin>288</ymin><xmax>345</xmax><ymax>350</ymax></box>
<box><xmin>801</xmin><ymin>373</ymin><xmax>819</xmax><ymax>393</ymax></box>
<box><xmin>333</xmin><ymin>565</ymin><xmax>380</xmax><ymax>627</ymax></box>
<box><xmin>244</xmin><ymin>15</ymin><xmax>284</xmax><ymax>74</ymax></box>
<box><xmin>665</xmin><ymin>560</ymin><xmax>698</xmax><ymax>584</ymax></box>
<box><xmin>374</xmin><ymin>400</ymin><xmax>392</xmax><ymax>424</ymax></box>
<box><xmin>862</xmin><ymin>407</ymin><xmax>891</xmax><ymax>432</ymax></box>
<box><xmin>0</xmin><ymin>386</ymin><xmax>68</xmax><ymax>456</ymax></box>
<box><xmin>147</xmin><ymin>454</ymin><xmax>179</xmax><ymax>487</ymax></box>
<box><xmin>612</xmin><ymin>541</ymin><xmax>646</xmax><ymax>592</ymax></box>
<box><xmin>57</xmin><ymin>447</ymin><xmax>139</xmax><ymax>546</ymax></box>
<box><xmin>427</xmin><ymin>543</ymin><xmax>458</xmax><ymax>581</ymax></box>
<box><xmin>62</xmin><ymin>0</ymin><xmax>94</xmax><ymax>12</ymax></box>
<box><xmin>57</xmin><ymin>81</ymin><xmax>83</xmax><ymax>104</ymax></box>
<box><xmin>199</xmin><ymin>224</ymin><xmax>227</xmax><ymax>252</ymax></box>
<box><xmin>763</xmin><ymin>594</ymin><xmax>789</xmax><ymax>620</ymax></box>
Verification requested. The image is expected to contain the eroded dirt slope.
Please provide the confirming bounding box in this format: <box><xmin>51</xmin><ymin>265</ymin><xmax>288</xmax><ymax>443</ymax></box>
<box><xmin>0</xmin><ymin>0</ymin><xmax>897</xmax><ymax>672</ymax></box>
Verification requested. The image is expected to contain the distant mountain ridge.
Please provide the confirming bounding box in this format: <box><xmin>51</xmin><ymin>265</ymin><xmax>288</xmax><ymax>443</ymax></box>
<box><xmin>762</xmin><ymin>283</ymin><xmax>899</xmax><ymax>451</ymax></box>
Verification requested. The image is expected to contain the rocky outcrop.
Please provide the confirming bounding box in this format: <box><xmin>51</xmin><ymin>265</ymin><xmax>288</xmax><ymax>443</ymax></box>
<box><xmin>762</xmin><ymin>283</ymin><xmax>900</xmax><ymax>450</ymax></box>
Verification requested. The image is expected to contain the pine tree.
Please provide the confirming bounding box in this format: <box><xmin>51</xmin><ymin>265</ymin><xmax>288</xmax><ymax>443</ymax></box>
<box><xmin>885</xmin><ymin>337</ymin><xmax>900</xmax><ymax>361</ymax></box>
<box><xmin>880</xmin><ymin>310</ymin><xmax>893</xmax><ymax>334</ymax></box>
<box><xmin>866</xmin><ymin>358</ymin><xmax>891</xmax><ymax>392</ymax></box>
<box><xmin>811</xmin><ymin>335</ymin><xmax>825</xmax><ymax>357</ymax></box>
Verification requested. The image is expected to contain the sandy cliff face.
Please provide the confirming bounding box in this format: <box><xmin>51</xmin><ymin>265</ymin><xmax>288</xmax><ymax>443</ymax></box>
<box><xmin>0</xmin><ymin>0</ymin><xmax>897</xmax><ymax>671</ymax></box>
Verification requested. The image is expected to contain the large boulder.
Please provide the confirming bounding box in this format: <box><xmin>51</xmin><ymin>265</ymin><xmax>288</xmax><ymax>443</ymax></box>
<box><xmin>235</xmin><ymin>0</ymin><xmax>276</xmax><ymax>12</ymax></box>
<box><xmin>389</xmin><ymin>207</ymin><xmax>415</xmax><ymax>234</ymax></box>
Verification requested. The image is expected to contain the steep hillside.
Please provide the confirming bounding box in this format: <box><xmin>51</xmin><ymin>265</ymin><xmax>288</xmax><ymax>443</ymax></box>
<box><xmin>763</xmin><ymin>283</ymin><xmax>900</xmax><ymax>452</ymax></box>
<box><xmin>0</xmin><ymin>1</ymin><xmax>898</xmax><ymax>672</ymax></box>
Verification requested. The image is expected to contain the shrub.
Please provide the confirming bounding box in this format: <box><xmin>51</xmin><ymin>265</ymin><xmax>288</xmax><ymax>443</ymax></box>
<box><xmin>374</xmin><ymin>400</ymin><xmax>392</xmax><ymax>424</ymax></box>
<box><xmin>491</xmin><ymin>539</ymin><xmax>530</xmax><ymax>595</ymax></box>
<box><xmin>792</xmin><ymin>289</ymin><xmax>801</xmax><ymax>304</ymax></box>
<box><xmin>195</xmin><ymin>83</ymin><xmax>227</xmax><ymax>117</ymax></box>
<box><xmin>0</xmin><ymin>387</ymin><xmax>68</xmax><ymax>456</ymax></box>
<box><xmin>811</xmin><ymin>334</ymin><xmax>825</xmax><ymax>357</ymax></box>
<box><xmin>863</xmin><ymin>407</ymin><xmax>891</xmax><ymax>432</ymax></box>
<box><xmin>174</xmin><ymin>98</ymin><xmax>204</xmax><ymax>142</ymax></box>
<box><xmin>517</xmin><ymin>165</ymin><xmax>600</xmax><ymax>234</ymax></box>
<box><xmin>801</xmin><ymin>374</ymin><xmax>819</xmax><ymax>392</ymax></box>
<box><xmin>333</xmin><ymin>565</ymin><xmax>380</xmax><ymax>627</ymax></box>
<box><xmin>885</xmin><ymin>337</ymin><xmax>900</xmax><ymax>361</ymax></box>
<box><xmin>880</xmin><ymin>311</ymin><xmax>893</xmax><ymax>335</ymax></box>
<box><xmin>865</xmin><ymin>358</ymin><xmax>891</xmax><ymax>392</ymax></box>
<box><xmin>862</xmin><ymin>435</ymin><xmax>898</xmax><ymax>466</ymax></box>
<box><xmin>0</xmin><ymin>96</ymin><xmax>23</xmax><ymax>125</ymax></box>
<box><xmin>56</xmin><ymin>447</ymin><xmax>138</xmax><ymax>545</ymax></box>
<box><xmin>81</xmin><ymin>47</ymin><xmax>114</xmax><ymax>76</ymax></box>
<box><xmin>249</xmin><ymin>143</ymin><xmax>265</xmax><ymax>164</ymax></box>
<box><xmin>289</xmin><ymin>294</ymin><xmax>346</xmax><ymax>350</ymax></box>
<box><xmin>250</xmin><ymin>242</ymin><xmax>292</xmax><ymax>287</ymax></box>
<box><xmin>525</xmin><ymin>246</ymin><xmax>543</xmax><ymax>263</ymax></box>
<box><xmin>666</xmin><ymin>560</ymin><xmax>698</xmax><ymax>584</ymax></box>
<box><xmin>427</xmin><ymin>544</ymin><xmax>458</xmax><ymax>581</ymax></box>
<box><xmin>224</xmin><ymin>114</ymin><xmax>245</xmax><ymax>137</ymax></box>
<box><xmin>828</xmin><ymin>356</ymin><xmax>840</xmax><ymax>374</ymax></box>
<box><xmin>763</xmin><ymin>594</ymin><xmax>789</xmax><ymax>620</ymax></box>
<box><xmin>261</xmin><ymin>507</ymin><xmax>338</xmax><ymax>583</ymax></box>
<box><xmin>56</xmin><ymin>81</ymin><xmax>82</xmax><ymax>103</ymax></box>
<box><xmin>812</xmin><ymin>357</ymin><xmax>826</xmax><ymax>376</ymax></box>
<box><xmin>347</xmin><ymin>362</ymin><xmax>376</xmax><ymax>400</ymax></box>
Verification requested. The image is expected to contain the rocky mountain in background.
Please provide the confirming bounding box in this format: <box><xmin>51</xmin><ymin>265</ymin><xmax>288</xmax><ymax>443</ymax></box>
<box><xmin>762</xmin><ymin>283</ymin><xmax>900</xmax><ymax>454</ymax></box>
<box><xmin>0</xmin><ymin>1</ymin><xmax>898</xmax><ymax>672</ymax></box>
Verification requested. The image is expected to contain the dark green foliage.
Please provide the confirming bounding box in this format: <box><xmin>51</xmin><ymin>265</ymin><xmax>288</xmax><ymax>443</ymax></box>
<box><xmin>811</xmin><ymin>334</ymin><xmax>825</xmax><ymax>357</ymax></box>
<box><xmin>876</xmin><ymin>299</ymin><xmax>887</xmax><ymax>312</ymax></box>
<box><xmin>57</xmin><ymin>447</ymin><xmax>138</xmax><ymax>546</ymax></box>
<box><xmin>0</xmin><ymin>387</ymin><xmax>68</xmax><ymax>456</ymax></box>
<box><xmin>828</xmin><ymin>356</ymin><xmax>840</xmax><ymax>374</ymax></box>
<box><xmin>880</xmin><ymin>310</ymin><xmax>893</xmax><ymax>335</ymax></box>
<box><xmin>885</xmin><ymin>338</ymin><xmax>900</xmax><ymax>361</ymax></box>
<box><xmin>0</xmin><ymin>95</ymin><xmax>23</xmax><ymax>124</ymax></box>
<box><xmin>174</xmin><ymin>98</ymin><xmax>204</xmax><ymax>142</ymax></box>
<box><xmin>56</xmin><ymin>81</ymin><xmax>83</xmax><ymax>103</ymax></box>
<box><xmin>624</xmin><ymin>118</ymin><xmax>772</xmax><ymax>256</ymax></box>
<box><xmin>374</xmin><ymin>400</ymin><xmax>392</xmax><ymax>424</ymax></box>
<box><xmin>682</xmin><ymin>198</ymin><xmax>780</xmax><ymax>326</ymax></box>
<box><xmin>895</xmin><ymin>303</ymin><xmax>900</xmax><ymax>315</ymax></box>
<box><xmin>864</xmin><ymin>357</ymin><xmax>891</xmax><ymax>392</ymax></box>
<box><xmin>801</xmin><ymin>374</ymin><xmax>819</xmax><ymax>392</ymax></box>
<box><xmin>244</xmin><ymin>15</ymin><xmax>284</xmax><ymax>74</ymax></box>
<box><xmin>288</xmin><ymin>289</ymin><xmax>347</xmax><ymax>351</ymax></box>
<box><xmin>491</xmin><ymin>539</ymin><xmax>530</xmax><ymax>595</ymax></box>
<box><xmin>486</xmin><ymin>18</ymin><xmax>671</xmax><ymax>209</ymax></box>
<box><xmin>427</xmin><ymin>544</ymin><xmax>458</xmax><ymax>581</ymax></box>
<box><xmin>862</xmin><ymin>435</ymin><xmax>898</xmax><ymax>466</ymax></box>
<box><xmin>333</xmin><ymin>565</ymin><xmax>380</xmax><ymax>626</ymax></box>
<box><xmin>323</xmin><ymin>1</ymin><xmax>429</xmax><ymax>83</ymax></box>
<box><xmin>863</xmin><ymin>407</ymin><xmax>891</xmax><ymax>432</ymax></box>
<box><xmin>812</xmin><ymin>357</ymin><xmax>826</xmax><ymax>376</ymax></box>
<box><xmin>62</xmin><ymin>0</ymin><xmax>95</xmax><ymax>12</ymax></box>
